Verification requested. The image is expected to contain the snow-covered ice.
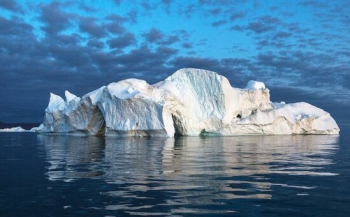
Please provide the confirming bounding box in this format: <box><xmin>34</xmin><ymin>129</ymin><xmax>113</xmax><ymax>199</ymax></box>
<box><xmin>39</xmin><ymin>68</ymin><xmax>340</xmax><ymax>137</ymax></box>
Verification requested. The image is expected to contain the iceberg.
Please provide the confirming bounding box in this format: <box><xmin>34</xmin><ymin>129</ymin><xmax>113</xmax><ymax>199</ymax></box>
<box><xmin>0</xmin><ymin>126</ymin><xmax>28</xmax><ymax>132</ymax></box>
<box><xmin>39</xmin><ymin>68</ymin><xmax>340</xmax><ymax>137</ymax></box>
<box><xmin>0</xmin><ymin>126</ymin><xmax>41</xmax><ymax>132</ymax></box>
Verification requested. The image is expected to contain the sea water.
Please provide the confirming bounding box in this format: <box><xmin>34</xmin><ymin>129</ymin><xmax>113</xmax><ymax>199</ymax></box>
<box><xmin>0</xmin><ymin>129</ymin><xmax>349</xmax><ymax>216</ymax></box>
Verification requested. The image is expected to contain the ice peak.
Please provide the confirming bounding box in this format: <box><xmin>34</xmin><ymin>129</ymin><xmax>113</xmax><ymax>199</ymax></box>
<box><xmin>65</xmin><ymin>90</ymin><xmax>77</xmax><ymax>103</ymax></box>
<box><xmin>47</xmin><ymin>93</ymin><xmax>65</xmax><ymax>112</ymax></box>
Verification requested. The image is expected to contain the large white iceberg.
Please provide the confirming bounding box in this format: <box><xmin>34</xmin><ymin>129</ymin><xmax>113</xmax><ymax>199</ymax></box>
<box><xmin>39</xmin><ymin>68</ymin><xmax>339</xmax><ymax>136</ymax></box>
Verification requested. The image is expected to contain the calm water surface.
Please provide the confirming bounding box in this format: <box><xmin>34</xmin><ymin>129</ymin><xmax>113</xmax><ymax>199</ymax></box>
<box><xmin>1</xmin><ymin>129</ymin><xmax>350</xmax><ymax>216</ymax></box>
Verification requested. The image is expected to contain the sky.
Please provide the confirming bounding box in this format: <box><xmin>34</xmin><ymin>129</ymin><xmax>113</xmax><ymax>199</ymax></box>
<box><xmin>0</xmin><ymin>0</ymin><xmax>349</xmax><ymax>123</ymax></box>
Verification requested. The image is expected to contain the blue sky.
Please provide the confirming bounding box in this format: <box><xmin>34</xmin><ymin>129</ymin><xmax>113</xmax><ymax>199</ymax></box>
<box><xmin>0</xmin><ymin>0</ymin><xmax>349</xmax><ymax>123</ymax></box>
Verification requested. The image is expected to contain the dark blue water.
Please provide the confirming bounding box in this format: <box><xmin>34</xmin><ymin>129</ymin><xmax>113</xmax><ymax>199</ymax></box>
<box><xmin>1</xmin><ymin>129</ymin><xmax>349</xmax><ymax>216</ymax></box>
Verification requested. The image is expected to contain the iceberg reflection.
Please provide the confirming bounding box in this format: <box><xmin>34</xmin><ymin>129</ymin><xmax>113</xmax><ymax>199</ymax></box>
<box><xmin>37</xmin><ymin>135</ymin><xmax>106</xmax><ymax>181</ymax></box>
<box><xmin>38</xmin><ymin>134</ymin><xmax>339</xmax><ymax>214</ymax></box>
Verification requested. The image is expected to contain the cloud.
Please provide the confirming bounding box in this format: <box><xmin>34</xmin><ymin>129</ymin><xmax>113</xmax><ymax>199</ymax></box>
<box><xmin>255</xmin><ymin>51</ymin><xmax>346</xmax><ymax>89</ymax></box>
<box><xmin>342</xmin><ymin>73</ymin><xmax>350</xmax><ymax>90</ymax></box>
<box><xmin>87</xmin><ymin>39</ymin><xmax>105</xmax><ymax>49</ymax></box>
<box><xmin>182</xmin><ymin>42</ymin><xmax>193</xmax><ymax>49</ymax></box>
<box><xmin>112</xmin><ymin>0</ymin><xmax>123</xmax><ymax>6</ymax></box>
<box><xmin>39</xmin><ymin>1</ymin><xmax>76</xmax><ymax>35</ymax></box>
<box><xmin>116</xmin><ymin>45</ymin><xmax>175</xmax><ymax>68</ymax></box>
<box><xmin>160</xmin><ymin>0</ymin><xmax>173</xmax><ymax>14</ymax></box>
<box><xmin>104</xmin><ymin>14</ymin><xmax>127</xmax><ymax>34</ymax></box>
<box><xmin>141</xmin><ymin>2</ymin><xmax>158</xmax><ymax>12</ymax></box>
<box><xmin>229</xmin><ymin>12</ymin><xmax>245</xmax><ymax>21</ymax></box>
<box><xmin>246</xmin><ymin>16</ymin><xmax>281</xmax><ymax>33</ymax></box>
<box><xmin>105</xmin><ymin>45</ymin><xmax>178</xmax><ymax>82</ymax></box>
<box><xmin>0</xmin><ymin>16</ymin><xmax>33</xmax><ymax>36</ymax></box>
<box><xmin>177</xmin><ymin>4</ymin><xmax>196</xmax><ymax>18</ymax></box>
<box><xmin>78</xmin><ymin>17</ymin><xmax>107</xmax><ymax>38</ymax></box>
<box><xmin>127</xmin><ymin>10</ymin><xmax>138</xmax><ymax>23</ymax></box>
<box><xmin>107</xmin><ymin>32</ymin><xmax>136</xmax><ymax>49</ymax></box>
<box><xmin>156</xmin><ymin>46</ymin><xmax>178</xmax><ymax>56</ymax></box>
<box><xmin>208</xmin><ymin>8</ymin><xmax>221</xmax><ymax>15</ymax></box>
<box><xmin>299</xmin><ymin>0</ymin><xmax>328</xmax><ymax>8</ymax></box>
<box><xmin>161</xmin><ymin>35</ymin><xmax>180</xmax><ymax>45</ymax></box>
<box><xmin>231</xmin><ymin>25</ymin><xmax>243</xmax><ymax>31</ymax></box>
<box><xmin>247</xmin><ymin>22</ymin><xmax>274</xmax><ymax>33</ymax></box>
<box><xmin>198</xmin><ymin>0</ymin><xmax>237</xmax><ymax>6</ymax></box>
<box><xmin>273</xmin><ymin>31</ymin><xmax>292</xmax><ymax>39</ymax></box>
<box><xmin>142</xmin><ymin>28</ymin><xmax>180</xmax><ymax>45</ymax></box>
<box><xmin>220</xmin><ymin>58</ymin><xmax>250</xmax><ymax>67</ymax></box>
<box><xmin>142</xmin><ymin>28</ymin><xmax>164</xmax><ymax>43</ymax></box>
<box><xmin>78</xmin><ymin>2</ymin><xmax>97</xmax><ymax>12</ymax></box>
<box><xmin>198</xmin><ymin>0</ymin><xmax>211</xmax><ymax>5</ymax></box>
<box><xmin>212</xmin><ymin>20</ymin><xmax>227</xmax><ymax>27</ymax></box>
<box><xmin>244</xmin><ymin>15</ymin><xmax>283</xmax><ymax>34</ymax></box>
<box><xmin>161</xmin><ymin>0</ymin><xmax>172</xmax><ymax>5</ymax></box>
<box><xmin>0</xmin><ymin>0</ymin><xmax>24</xmax><ymax>13</ymax></box>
